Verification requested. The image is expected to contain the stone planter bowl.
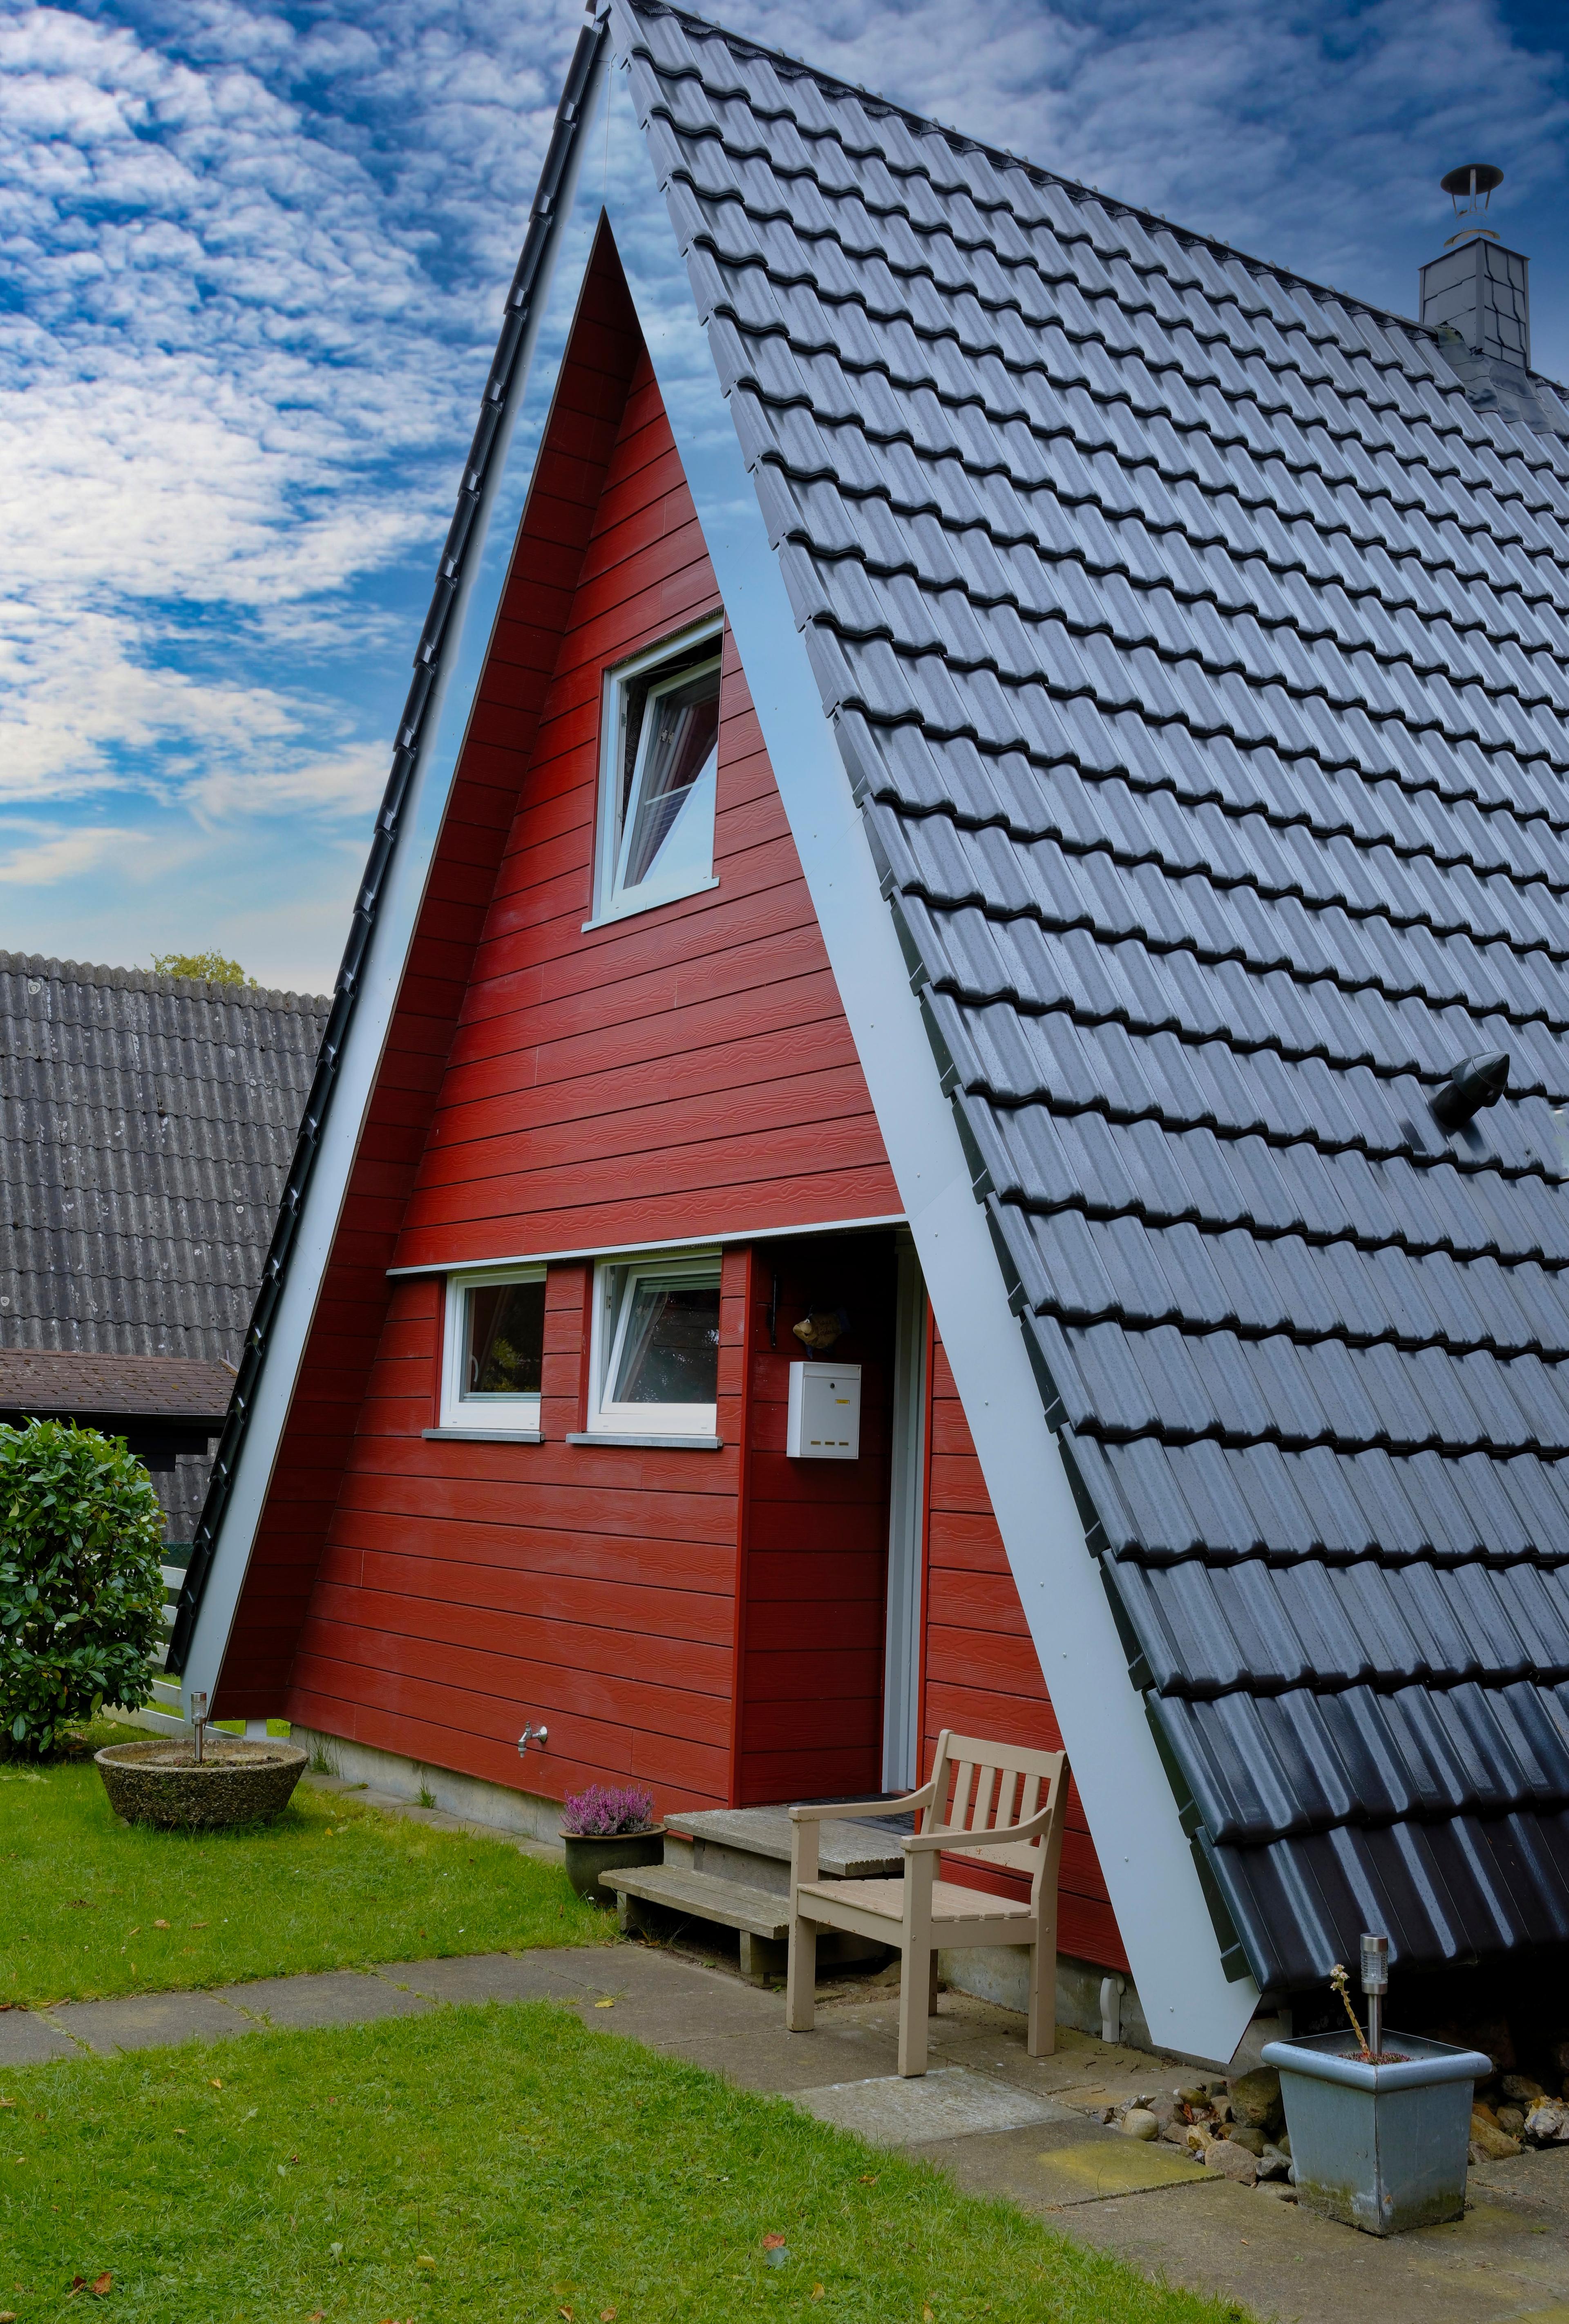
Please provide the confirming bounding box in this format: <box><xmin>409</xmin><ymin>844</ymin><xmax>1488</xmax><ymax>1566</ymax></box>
<box><xmin>96</xmin><ymin>1737</ymin><xmax>308</xmax><ymax>1831</ymax></box>
<box><xmin>561</xmin><ymin>1826</ymin><xmax>664</xmax><ymax>1902</ymax></box>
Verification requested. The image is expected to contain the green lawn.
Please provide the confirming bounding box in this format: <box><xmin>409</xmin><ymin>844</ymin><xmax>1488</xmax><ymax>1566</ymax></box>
<box><xmin>0</xmin><ymin>1725</ymin><xmax>606</xmax><ymax>2008</ymax></box>
<box><xmin>0</xmin><ymin>2002</ymin><xmax>1249</xmax><ymax>2324</ymax></box>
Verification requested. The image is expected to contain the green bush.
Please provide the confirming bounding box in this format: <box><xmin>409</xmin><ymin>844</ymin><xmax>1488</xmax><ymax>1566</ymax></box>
<box><xmin>0</xmin><ymin>1421</ymin><xmax>169</xmax><ymax>1755</ymax></box>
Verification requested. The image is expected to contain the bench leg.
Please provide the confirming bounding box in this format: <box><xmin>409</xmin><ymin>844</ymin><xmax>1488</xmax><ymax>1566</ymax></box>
<box><xmin>615</xmin><ymin>1890</ymin><xmax>641</xmax><ymax>1937</ymax></box>
<box><xmin>1027</xmin><ymin>1935</ymin><xmax>1054</xmax><ymax>2058</ymax></box>
<box><xmin>786</xmin><ymin>1914</ymin><xmax>818</xmax><ymax>2032</ymax></box>
<box><xmin>897</xmin><ymin>1943</ymin><xmax>930</xmax><ymax>2077</ymax></box>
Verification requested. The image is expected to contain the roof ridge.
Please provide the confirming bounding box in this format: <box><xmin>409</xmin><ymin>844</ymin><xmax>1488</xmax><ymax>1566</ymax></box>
<box><xmin>644</xmin><ymin>0</ymin><xmax>1569</xmax><ymax>398</ymax></box>
<box><xmin>0</xmin><ymin>952</ymin><xmax>331</xmax><ymax>1013</ymax></box>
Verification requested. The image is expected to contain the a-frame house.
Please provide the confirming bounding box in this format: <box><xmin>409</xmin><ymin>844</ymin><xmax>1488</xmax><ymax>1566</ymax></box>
<box><xmin>172</xmin><ymin>2</ymin><xmax>1569</xmax><ymax>2063</ymax></box>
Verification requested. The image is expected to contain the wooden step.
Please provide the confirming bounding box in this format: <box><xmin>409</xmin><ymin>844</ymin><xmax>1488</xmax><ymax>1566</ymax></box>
<box><xmin>610</xmin><ymin>1863</ymin><xmax>790</xmax><ymax>1942</ymax></box>
<box><xmin>666</xmin><ymin>1805</ymin><xmax>905</xmax><ymax>1880</ymax></box>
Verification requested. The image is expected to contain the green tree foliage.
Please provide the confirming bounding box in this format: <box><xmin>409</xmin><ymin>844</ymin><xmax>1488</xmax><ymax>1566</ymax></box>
<box><xmin>149</xmin><ymin>950</ymin><xmax>256</xmax><ymax>987</ymax></box>
<box><xmin>0</xmin><ymin>1422</ymin><xmax>168</xmax><ymax>1755</ymax></box>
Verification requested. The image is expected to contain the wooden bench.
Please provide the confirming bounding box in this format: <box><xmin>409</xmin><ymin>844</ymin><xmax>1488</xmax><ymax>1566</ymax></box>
<box><xmin>785</xmin><ymin>1729</ymin><xmax>1068</xmax><ymax>2077</ymax></box>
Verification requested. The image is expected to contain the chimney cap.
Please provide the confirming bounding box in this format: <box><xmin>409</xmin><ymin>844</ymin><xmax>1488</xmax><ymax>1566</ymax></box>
<box><xmin>1441</xmin><ymin>163</ymin><xmax>1504</xmax><ymax>199</ymax></box>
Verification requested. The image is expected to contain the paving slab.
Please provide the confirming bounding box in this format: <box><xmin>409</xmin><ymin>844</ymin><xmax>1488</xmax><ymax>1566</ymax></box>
<box><xmin>924</xmin><ymin>2115</ymin><xmax>1211</xmax><ymax>2207</ymax></box>
<box><xmin>702</xmin><ymin>2022</ymin><xmax>904</xmax><ymax>2095</ymax></box>
<box><xmin>0</xmin><ymin>2010</ymin><xmax>81</xmax><ymax>2066</ymax></box>
<box><xmin>792</xmin><ymin>2065</ymin><xmax>1077</xmax><ymax>2145</ymax></box>
<box><xmin>374</xmin><ymin>1950</ymin><xmax>606</xmax><ymax>2006</ymax></box>
<box><xmin>45</xmin><ymin>1988</ymin><xmax>252</xmax><ymax>2056</ymax></box>
<box><xmin>1471</xmin><ymin>2142</ymin><xmax>1569</xmax><ymax>2217</ymax></box>
<box><xmin>229</xmin><ymin>1971</ymin><xmax>432</xmax><ymax>2031</ymax></box>
<box><xmin>1069</xmin><ymin>2173</ymin><xmax>1569</xmax><ymax>2324</ymax></box>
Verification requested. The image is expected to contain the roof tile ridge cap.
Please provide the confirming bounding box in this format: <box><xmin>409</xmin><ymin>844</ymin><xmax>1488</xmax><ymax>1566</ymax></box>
<box><xmin>644</xmin><ymin>3</ymin><xmax>1499</xmax><ymax>373</ymax></box>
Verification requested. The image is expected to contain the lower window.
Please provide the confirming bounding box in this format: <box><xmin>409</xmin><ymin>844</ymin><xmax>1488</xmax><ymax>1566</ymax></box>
<box><xmin>441</xmin><ymin>1267</ymin><xmax>546</xmax><ymax>1430</ymax></box>
<box><xmin>590</xmin><ymin>1252</ymin><xmax>721</xmax><ymax>1435</ymax></box>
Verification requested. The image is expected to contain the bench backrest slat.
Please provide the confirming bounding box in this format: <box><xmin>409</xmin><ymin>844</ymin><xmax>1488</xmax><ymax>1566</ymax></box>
<box><xmin>922</xmin><ymin>1728</ymin><xmax>1067</xmax><ymax>1892</ymax></box>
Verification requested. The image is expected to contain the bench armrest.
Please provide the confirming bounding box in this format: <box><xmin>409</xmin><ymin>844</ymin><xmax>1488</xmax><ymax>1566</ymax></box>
<box><xmin>902</xmin><ymin>1800</ymin><xmax>1057</xmax><ymax>1854</ymax></box>
<box><xmin>789</xmin><ymin>1780</ymin><xmax>935</xmax><ymax>1826</ymax></box>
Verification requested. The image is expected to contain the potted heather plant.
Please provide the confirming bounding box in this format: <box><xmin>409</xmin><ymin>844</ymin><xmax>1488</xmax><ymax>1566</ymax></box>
<box><xmin>559</xmin><ymin>1782</ymin><xmax>663</xmax><ymax>1902</ymax></box>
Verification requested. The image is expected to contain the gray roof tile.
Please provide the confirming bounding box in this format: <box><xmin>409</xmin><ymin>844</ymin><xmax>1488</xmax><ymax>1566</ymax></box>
<box><xmin>0</xmin><ymin>953</ymin><xmax>328</xmax><ymax>1467</ymax></box>
<box><xmin>621</xmin><ymin>0</ymin><xmax>1569</xmax><ymax>1984</ymax></box>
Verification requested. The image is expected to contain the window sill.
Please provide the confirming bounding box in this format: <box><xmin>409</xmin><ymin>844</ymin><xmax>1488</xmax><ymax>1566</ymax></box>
<box><xmin>565</xmin><ymin>1431</ymin><xmax>724</xmax><ymax>1452</ymax></box>
<box><xmin>424</xmin><ymin>1427</ymin><xmax>544</xmax><ymax>1445</ymax></box>
<box><xmin>581</xmin><ymin>875</ymin><xmax>720</xmax><ymax>933</ymax></box>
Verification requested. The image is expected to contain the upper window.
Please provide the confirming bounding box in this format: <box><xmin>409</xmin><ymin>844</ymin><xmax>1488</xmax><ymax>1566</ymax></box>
<box><xmin>440</xmin><ymin>1267</ymin><xmax>546</xmax><ymax>1432</ymax></box>
<box><xmin>593</xmin><ymin>626</ymin><xmax>722</xmax><ymax>924</ymax></box>
<box><xmin>590</xmin><ymin>1252</ymin><xmax>722</xmax><ymax>1436</ymax></box>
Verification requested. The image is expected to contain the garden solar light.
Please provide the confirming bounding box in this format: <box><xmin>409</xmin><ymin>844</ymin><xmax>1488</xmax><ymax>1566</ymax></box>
<box><xmin>1430</xmin><ymin>1050</ymin><xmax>1509</xmax><ymax>1129</ymax></box>
<box><xmin>1361</xmin><ymin>1932</ymin><xmax>1389</xmax><ymax>2059</ymax></box>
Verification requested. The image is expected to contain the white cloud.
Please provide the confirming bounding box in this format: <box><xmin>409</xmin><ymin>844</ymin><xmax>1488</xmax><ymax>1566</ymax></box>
<box><xmin>0</xmin><ymin>818</ymin><xmax>146</xmax><ymax>885</ymax></box>
<box><xmin>2</xmin><ymin>0</ymin><xmax>1565</xmax><ymax>989</ymax></box>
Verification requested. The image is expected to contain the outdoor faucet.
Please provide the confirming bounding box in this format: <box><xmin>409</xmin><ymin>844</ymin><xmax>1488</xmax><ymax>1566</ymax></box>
<box><xmin>190</xmin><ymin>1689</ymin><xmax>210</xmax><ymax>1765</ymax></box>
<box><xmin>518</xmin><ymin>1723</ymin><xmax>549</xmax><ymax>1755</ymax></box>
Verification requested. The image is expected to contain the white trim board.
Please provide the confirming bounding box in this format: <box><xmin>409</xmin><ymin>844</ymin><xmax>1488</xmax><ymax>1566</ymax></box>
<box><xmin>597</xmin><ymin>22</ymin><xmax>1258</xmax><ymax>2062</ymax></box>
<box><xmin>387</xmin><ymin>1213</ymin><xmax>907</xmax><ymax>1277</ymax></box>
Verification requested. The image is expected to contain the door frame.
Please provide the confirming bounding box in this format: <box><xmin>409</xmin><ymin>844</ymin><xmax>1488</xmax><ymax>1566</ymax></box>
<box><xmin>882</xmin><ymin>1231</ymin><xmax>927</xmax><ymax>1791</ymax></box>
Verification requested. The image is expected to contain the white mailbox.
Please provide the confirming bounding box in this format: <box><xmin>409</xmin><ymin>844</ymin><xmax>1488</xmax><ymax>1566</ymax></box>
<box><xmin>787</xmin><ymin>1361</ymin><xmax>861</xmax><ymax>1460</ymax></box>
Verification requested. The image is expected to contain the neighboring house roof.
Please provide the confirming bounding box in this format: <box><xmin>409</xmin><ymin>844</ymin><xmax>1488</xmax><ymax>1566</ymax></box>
<box><xmin>0</xmin><ymin>954</ymin><xmax>330</xmax><ymax>1528</ymax></box>
<box><xmin>174</xmin><ymin>0</ymin><xmax>1569</xmax><ymax>2017</ymax></box>
<box><xmin>0</xmin><ymin>1350</ymin><xmax>237</xmax><ymax>1426</ymax></box>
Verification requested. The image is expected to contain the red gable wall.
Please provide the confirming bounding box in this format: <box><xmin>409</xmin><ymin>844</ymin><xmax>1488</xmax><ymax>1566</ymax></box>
<box><xmin>210</xmin><ymin>223</ymin><xmax>1124</xmax><ymax>1964</ymax></box>
<box><xmin>214</xmin><ymin>226</ymin><xmax>897</xmax><ymax>1795</ymax></box>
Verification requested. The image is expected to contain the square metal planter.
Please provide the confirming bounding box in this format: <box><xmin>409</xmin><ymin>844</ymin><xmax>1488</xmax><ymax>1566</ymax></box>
<box><xmin>1261</xmin><ymin>2029</ymin><xmax>1492</xmax><ymax>2234</ymax></box>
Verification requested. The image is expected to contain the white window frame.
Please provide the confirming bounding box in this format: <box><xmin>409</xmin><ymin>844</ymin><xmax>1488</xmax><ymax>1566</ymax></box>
<box><xmin>440</xmin><ymin>1264</ymin><xmax>547</xmax><ymax>1432</ymax></box>
<box><xmin>588</xmin><ymin>618</ymin><xmax>724</xmax><ymax>928</ymax></box>
<box><xmin>587</xmin><ymin>1249</ymin><xmax>722</xmax><ymax>1437</ymax></box>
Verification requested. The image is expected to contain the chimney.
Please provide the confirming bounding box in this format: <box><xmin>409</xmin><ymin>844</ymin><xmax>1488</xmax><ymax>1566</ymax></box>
<box><xmin>1419</xmin><ymin>163</ymin><xmax>1560</xmax><ymax>432</ymax></box>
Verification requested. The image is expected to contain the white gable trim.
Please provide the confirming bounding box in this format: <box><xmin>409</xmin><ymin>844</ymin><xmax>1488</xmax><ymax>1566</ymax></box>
<box><xmin>597</xmin><ymin>18</ymin><xmax>1259</xmax><ymax>2062</ymax></box>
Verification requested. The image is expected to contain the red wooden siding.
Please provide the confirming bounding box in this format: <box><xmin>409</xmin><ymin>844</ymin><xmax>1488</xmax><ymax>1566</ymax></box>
<box><xmin>284</xmin><ymin>1249</ymin><xmax>751</xmax><ymax>1807</ymax></box>
<box><xmin>210</xmin><ymin>211</ymin><xmax>1127</xmax><ymax>1983</ymax></box>
<box><xmin>389</xmin><ymin>325</ymin><xmax>901</xmax><ymax>1270</ymax></box>
<box><xmin>215</xmin><ymin>226</ymin><xmax>653</xmax><ymax>1717</ymax></box>
<box><xmin>215</xmin><ymin>223</ymin><xmax>901</xmax><ymax>1827</ymax></box>
<box><xmin>737</xmin><ymin>1235</ymin><xmax>896</xmax><ymax>1806</ymax></box>
<box><xmin>922</xmin><ymin>1330</ymin><xmax>1129</xmax><ymax>1973</ymax></box>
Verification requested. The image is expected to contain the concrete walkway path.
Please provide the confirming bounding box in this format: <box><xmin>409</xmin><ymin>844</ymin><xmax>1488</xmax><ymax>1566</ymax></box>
<box><xmin>5</xmin><ymin>1941</ymin><xmax>1569</xmax><ymax>2324</ymax></box>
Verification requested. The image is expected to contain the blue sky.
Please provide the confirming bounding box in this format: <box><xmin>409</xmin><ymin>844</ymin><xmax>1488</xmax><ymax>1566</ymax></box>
<box><xmin>3</xmin><ymin>0</ymin><xmax>1566</xmax><ymax>995</ymax></box>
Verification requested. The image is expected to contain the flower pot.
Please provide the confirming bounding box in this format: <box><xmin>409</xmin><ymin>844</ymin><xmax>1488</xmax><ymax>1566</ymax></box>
<box><xmin>96</xmin><ymin>1738</ymin><xmax>308</xmax><ymax>1831</ymax></box>
<box><xmin>561</xmin><ymin>1827</ymin><xmax>664</xmax><ymax>1902</ymax></box>
<box><xmin>1261</xmin><ymin>2029</ymin><xmax>1492</xmax><ymax>2235</ymax></box>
